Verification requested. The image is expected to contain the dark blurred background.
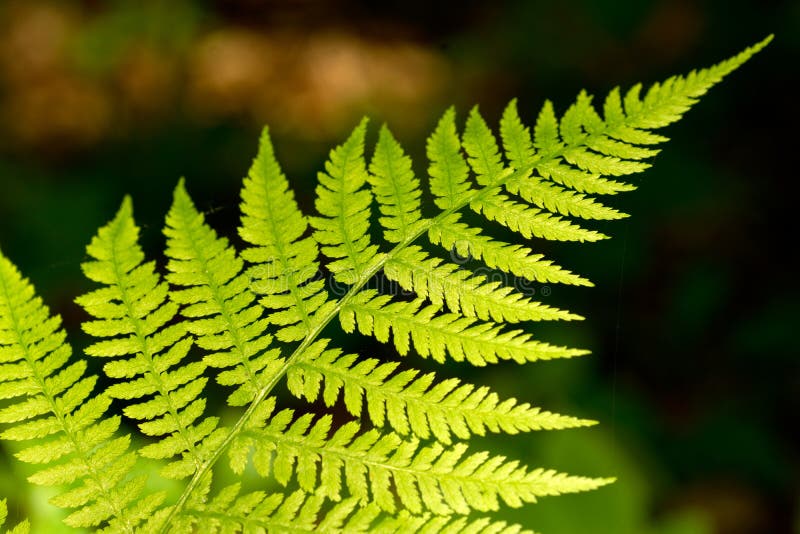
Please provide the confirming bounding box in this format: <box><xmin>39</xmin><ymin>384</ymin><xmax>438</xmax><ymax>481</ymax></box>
<box><xmin>0</xmin><ymin>1</ymin><xmax>797</xmax><ymax>533</ymax></box>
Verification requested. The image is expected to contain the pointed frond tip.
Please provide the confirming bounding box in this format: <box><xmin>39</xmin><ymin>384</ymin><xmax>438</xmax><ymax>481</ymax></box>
<box><xmin>166</xmin><ymin>179</ymin><xmax>282</xmax><ymax>408</ymax></box>
<box><xmin>607</xmin><ymin>34</ymin><xmax>773</xmax><ymax>132</ymax></box>
<box><xmin>239</xmin><ymin>126</ymin><xmax>334</xmax><ymax>343</ymax></box>
<box><xmin>369</xmin><ymin>123</ymin><xmax>426</xmax><ymax>244</ymax></box>
<box><xmin>310</xmin><ymin>117</ymin><xmax>384</xmax><ymax>285</ymax></box>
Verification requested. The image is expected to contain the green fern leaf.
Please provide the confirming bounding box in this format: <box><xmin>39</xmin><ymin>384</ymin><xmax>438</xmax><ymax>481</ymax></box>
<box><xmin>310</xmin><ymin>118</ymin><xmax>384</xmax><ymax>284</ymax></box>
<box><xmin>462</xmin><ymin>106</ymin><xmax>510</xmax><ymax>186</ymax></box>
<box><xmin>502</xmin><ymin>99</ymin><xmax>636</xmax><ymax>195</ymax></box>
<box><xmin>532</xmin><ymin>99</ymin><xmax>561</xmax><ymax>153</ymax></box>
<box><xmin>0</xmin><ymin>250</ymin><xmax>161</xmax><ymax>531</ymax></box>
<box><xmin>186</xmin><ymin>488</ymin><xmax>383</xmax><ymax>533</ymax></box>
<box><xmin>471</xmin><ymin>191</ymin><xmax>608</xmax><ymax>242</ymax></box>
<box><xmin>618</xmin><ymin>38</ymin><xmax>769</xmax><ymax>131</ymax></box>
<box><xmin>500</xmin><ymin>100</ymin><xmax>629</xmax><ymax>219</ymax></box>
<box><xmin>0</xmin><ymin>499</ymin><xmax>29</xmax><ymax>534</ymax></box>
<box><xmin>287</xmin><ymin>340</ymin><xmax>594</xmax><ymax>444</ymax></box>
<box><xmin>505</xmin><ymin>171</ymin><xmax>625</xmax><ymax>220</ymax></box>
<box><xmin>164</xmin><ymin>179</ymin><xmax>283</xmax><ymax>407</ymax></box>
<box><xmin>239</xmin><ymin>127</ymin><xmax>334</xmax><ymax>342</ymax></box>
<box><xmin>341</xmin><ymin>290</ymin><xmax>587</xmax><ymax>365</ymax></box>
<box><xmin>76</xmin><ymin>199</ymin><xmax>222</xmax><ymax>480</ymax></box>
<box><xmin>427</xmin><ymin>107</ymin><xmax>473</xmax><ymax>210</ymax></box>
<box><xmin>385</xmin><ymin>246</ymin><xmax>581</xmax><ymax>323</ymax></box>
<box><xmin>368</xmin><ymin>124</ymin><xmax>427</xmax><ymax>243</ymax></box>
<box><xmin>464</xmin><ymin>105</ymin><xmax>608</xmax><ymax>241</ymax></box>
<box><xmin>232</xmin><ymin>399</ymin><xmax>611</xmax><ymax>516</ymax></box>
<box><xmin>185</xmin><ymin>486</ymin><xmax>533</xmax><ymax>534</ymax></box>
<box><xmin>429</xmin><ymin>214</ymin><xmax>592</xmax><ymax>286</ymax></box>
<box><xmin>0</xmin><ymin>37</ymin><xmax>769</xmax><ymax>533</ymax></box>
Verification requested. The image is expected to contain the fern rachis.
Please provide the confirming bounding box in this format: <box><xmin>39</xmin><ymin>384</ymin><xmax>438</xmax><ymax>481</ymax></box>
<box><xmin>0</xmin><ymin>37</ymin><xmax>770</xmax><ymax>532</ymax></box>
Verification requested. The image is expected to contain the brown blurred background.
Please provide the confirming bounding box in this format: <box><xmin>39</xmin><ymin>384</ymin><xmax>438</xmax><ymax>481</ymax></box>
<box><xmin>0</xmin><ymin>1</ymin><xmax>797</xmax><ymax>533</ymax></box>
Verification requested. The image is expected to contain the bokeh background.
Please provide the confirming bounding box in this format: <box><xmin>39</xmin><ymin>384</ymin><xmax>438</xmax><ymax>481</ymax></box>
<box><xmin>0</xmin><ymin>1</ymin><xmax>797</xmax><ymax>533</ymax></box>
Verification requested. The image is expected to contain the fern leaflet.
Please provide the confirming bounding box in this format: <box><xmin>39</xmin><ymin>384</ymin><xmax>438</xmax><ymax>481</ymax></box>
<box><xmin>76</xmin><ymin>199</ymin><xmax>224</xmax><ymax>480</ymax></box>
<box><xmin>229</xmin><ymin>398</ymin><xmax>610</xmax><ymax>515</ymax></box>
<box><xmin>0</xmin><ymin>250</ymin><xmax>162</xmax><ymax>531</ymax></box>
<box><xmin>287</xmin><ymin>339</ymin><xmax>593</xmax><ymax>444</ymax></box>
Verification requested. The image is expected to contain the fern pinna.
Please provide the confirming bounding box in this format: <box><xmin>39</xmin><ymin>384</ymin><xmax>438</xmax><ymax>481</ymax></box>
<box><xmin>0</xmin><ymin>37</ymin><xmax>769</xmax><ymax>532</ymax></box>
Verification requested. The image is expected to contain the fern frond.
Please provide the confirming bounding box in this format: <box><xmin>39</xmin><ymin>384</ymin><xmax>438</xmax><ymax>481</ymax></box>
<box><xmin>406</xmin><ymin>108</ymin><xmax>597</xmax><ymax>295</ymax></box>
<box><xmin>186</xmin><ymin>486</ymin><xmax>534</xmax><ymax>534</ymax></box>
<box><xmin>462</xmin><ymin>103</ymin><xmax>609</xmax><ymax>241</ymax></box>
<box><xmin>232</xmin><ymin>400</ymin><xmax>611</xmax><ymax>516</ymax></box>
<box><xmin>37</xmin><ymin>39</ymin><xmax>761</xmax><ymax>533</ymax></box>
<box><xmin>462</xmin><ymin>106</ymin><xmax>511</xmax><ymax>187</ymax></box>
<box><xmin>239</xmin><ymin>127</ymin><xmax>334</xmax><ymax>342</ymax></box>
<box><xmin>501</xmin><ymin>100</ymin><xmax>635</xmax><ymax>195</ymax></box>
<box><xmin>417</xmin><ymin>516</ymin><xmax>536</xmax><ymax>534</ymax></box>
<box><xmin>0</xmin><ymin>499</ymin><xmax>29</xmax><ymax>534</ymax></box>
<box><xmin>613</xmin><ymin>36</ymin><xmax>771</xmax><ymax>131</ymax></box>
<box><xmin>163</xmin><ymin>39</ymin><xmax>768</xmax><ymax>531</ymax></box>
<box><xmin>505</xmin><ymin>171</ymin><xmax>625</xmax><ymax>221</ymax></box>
<box><xmin>368</xmin><ymin>124</ymin><xmax>427</xmax><ymax>243</ymax></box>
<box><xmin>186</xmin><ymin>488</ymin><xmax>384</xmax><ymax>533</ymax></box>
<box><xmin>76</xmin><ymin>199</ymin><xmax>221</xmax><ymax>480</ymax></box>
<box><xmin>341</xmin><ymin>290</ymin><xmax>587</xmax><ymax>366</ymax></box>
<box><xmin>471</xmin><ymin>191</ymin><xmax>608</xmax><ymax>242</ymax></box>
<box><xmin>385</xmin><ymin>246</ymin><xmax>581</xmax><ymax>323</ymax></box>
<box><xmin>531</xmin><ymin>99</ymin><xmax>560</xmax><ymax>153</ymax></box>
<box><xmin>164</xmin><ymin>180</ymin><xmax>283</xmax><ymax>407</ymax></box>
<box><xmin>310</xmin><ymin>119</ymin><xmax>384</xmax><ymax>285</ymax></box>
<box><xmin>0</xmin><ymin>251</ymin><xmax>160</xmax><ymax>531</ymax></box>
<box><xmin>497</xmin><ymin>99</ymin><xmax>630</xmax><ymax>220</ymax></box>
<box><xmin>287</xmin><ymin>340</ymin><xmax>594</xmax><ymax>444</ymax></box>
<box><xmin>429</xmin><ymin>214</ymin><xmax>592</xmax><ymax>286</ymax></box>
<box><xmin>537</xmin><ymin>159</ymin><xmax>636</xmax><ymax>195</ymax></box>
<box><xmin>558</xmin><ymin>94</ymin><xmax>653</xmax><ymax>176</ymax></box>
<box><xmin>427</xmin><ymin>107</ymin><xmax>473</xmax><ymax>210</ymax></box>
<box><xmin>426</xmin><ymin>108</ymin><xmax>597</xmax><ymax>282</ymax></box>
<box><xmin>501</xmin><ymin>36</ymin><xmax>774</xmax><ymax>222</ymax></box>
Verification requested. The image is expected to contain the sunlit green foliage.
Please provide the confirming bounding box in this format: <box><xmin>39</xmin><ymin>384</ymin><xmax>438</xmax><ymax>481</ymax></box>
<box><xmin>0</xmin><ymin>37</ymin><xmax>769</xmax><ymax>532</ymax></box>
